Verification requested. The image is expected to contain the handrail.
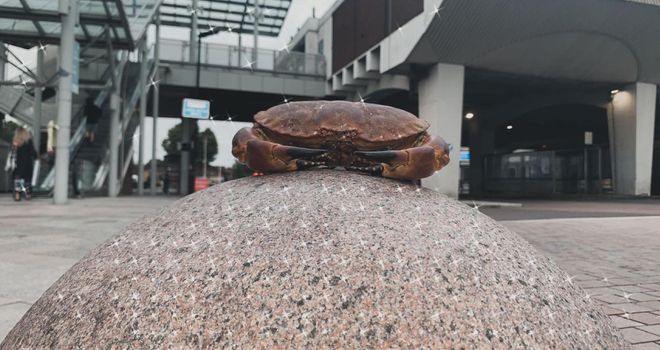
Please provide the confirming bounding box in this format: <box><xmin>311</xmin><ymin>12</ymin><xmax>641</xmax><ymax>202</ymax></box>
<box><xmin>93</xmin><ymin>45</ymin><xmax>156</xmax><ymax>195</ymax></box>
<box><xmin>158</xmin><ymin>38</ymin><xmax>327</xmax><ymax>77</ymax></box>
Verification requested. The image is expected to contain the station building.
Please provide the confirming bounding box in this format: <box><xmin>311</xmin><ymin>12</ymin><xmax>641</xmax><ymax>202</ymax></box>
<box><xmin>2</xmin><ymin>0</ymin><xmax>660</xmax><ymax>201</ymax></box>
<box><xmin>288</xmin><ymin>0</ymin><xmax>660</xmax><ymax>198</ymax></box>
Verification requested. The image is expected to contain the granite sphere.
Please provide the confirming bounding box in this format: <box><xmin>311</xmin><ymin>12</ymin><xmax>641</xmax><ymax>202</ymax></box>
<box><xmin>1</xmin><ymin>170</ymin><xmax>629</xmax><ymax>349</ymax></box>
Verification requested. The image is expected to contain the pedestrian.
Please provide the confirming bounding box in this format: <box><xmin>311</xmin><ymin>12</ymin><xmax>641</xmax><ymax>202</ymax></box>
<box><xmin>5</xmin><ymin>127</ymin><xmax>37</xmax><ymax>201</ymax></box>
<box><xmin>162</xmin><ymin>167</ymin><xmax>171</xmax><ymax>194</ymax></box>
<box><xmin>84</xmin><ymin>95</ymin><xmax>102</xmax><ymax>144</ymax></box>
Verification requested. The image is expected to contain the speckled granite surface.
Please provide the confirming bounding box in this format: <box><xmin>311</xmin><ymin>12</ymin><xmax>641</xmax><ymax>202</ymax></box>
<box><xmin>2</xmin><ymin>170</ymin><xmax>629</xmax><ymax>349</ymax></box>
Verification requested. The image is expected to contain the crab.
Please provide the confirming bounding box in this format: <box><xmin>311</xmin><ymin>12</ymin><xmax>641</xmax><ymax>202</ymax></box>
<box><xmin>231</xmin><ymin>100</ymin><xmax>450</xmax><ymax>180</ymax></box>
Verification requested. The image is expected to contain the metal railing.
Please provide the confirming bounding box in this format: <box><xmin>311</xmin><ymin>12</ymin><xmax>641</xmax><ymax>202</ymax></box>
<box><xmin>159</xmin><ymin>38</ymin><xmax>326</xmax><ymax>77</ymax></box>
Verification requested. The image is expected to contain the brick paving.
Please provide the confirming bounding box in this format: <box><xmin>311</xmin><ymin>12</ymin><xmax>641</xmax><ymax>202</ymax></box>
<box><xmin>498</xmin><ymin>212</ymin><xmax>660</xmax><ymax>348</ymax></box>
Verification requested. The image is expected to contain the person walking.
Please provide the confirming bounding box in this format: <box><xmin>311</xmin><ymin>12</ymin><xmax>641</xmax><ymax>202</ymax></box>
<box><xmin>84</xmin><ymin>95</ymin><xmax>102</xmax><ymax>144</ymax></box>
<box><xmin>6</xmin><ymin>127</ymin><xmax>37</xmax><ymax>200</ymax></box>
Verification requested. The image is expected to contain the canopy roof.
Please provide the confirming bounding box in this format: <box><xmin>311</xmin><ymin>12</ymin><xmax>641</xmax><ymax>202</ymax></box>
<box><xmin>160</xmin><ymin>0</ymin><xmax>290</xmax><ymax>36</ymax></box>
<box><xmin>406</xmin><ymin>0</ymin><xmax>660</xmax><ymax>84</ymax></box>
<box><xmin>0</xmin><ymin>0</ymin><xmax>161</xmax><ymax>49</ymax></box>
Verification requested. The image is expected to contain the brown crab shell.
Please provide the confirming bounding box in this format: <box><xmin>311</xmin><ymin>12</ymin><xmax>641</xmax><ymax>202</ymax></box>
<box><xmin>254</xmin><ymin>100</ymin><xmax>430</xmax><ymax>150</ymax></box>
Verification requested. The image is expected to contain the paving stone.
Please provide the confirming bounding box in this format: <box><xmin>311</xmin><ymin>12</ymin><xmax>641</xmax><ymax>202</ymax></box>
<box><xmin>585</xmin><ymin>287</ymin><xmax>625</xmax><ymax>296</ymax></box>
<box><xmin>610</xmin><ymin>316</ymin><xmax>644</xmax><ymax>328</ymax></box>
<box><xmin>631</xmin><ymin>294</ymin><xmax>660</xmax><ymax>302</ymax></box>
<box><xmin>595</xmin><ymin>294</ymin><xmax>631</xmax><ymax>304</ymax></box>
<box><xmin>640</xmin><ymin>326</ymin><xmax>660</xmax><ymax>336</ymax></box>
<box><xmin>620</xmin><ymin>328</ymin><xmax>660</xmax><ymax>344</ymax></box>
<box><xmin>601</xmin><ymin>305</ymin><xmax>626</xmax><ymax>315</ymax></box>
<box><xmin>580</xmin><ymin>280</ymin><xmax>611</xmax><ymax>288</ymax></box>
<box><xmin>0</xmin><ymin>171</ymin><xmax>630</xmax><ymax>349</ymax></box>
<box><xmin>640</xmin><ymin>284</ymin><xmax>660</xmax><ymax>291</ymax></box>
<box><xmin>0</xmin><ymin>303</ymin><xmax>30</xmax><ymax>343</ymax></box>
<box><xmin>637</xmin><ymin>301</ymin><xmax>660</xmax><ymax>312</ymax></box>
<box><xmin>610</xmin><ymin>303</ymin><xmax>658</xmax><ymax>313</ymax></box>
<box><xmin>628</xmin><ymin>313</ymin><xmax>660</xmax><ymax>325</ymax></box>
<box><xmin>632</xmin><ymin>342</ymin><xmax>660</xmax><ymax>350</ymax></box>
<box><xmin>616</xmin><ymin>286</ymin><xmax>655</xmax><ymax>293</ymax></box>
<box><xmin>608</xmin><ymin>279</ymin><xmax>636</xmax><ymax>286</ymax></box>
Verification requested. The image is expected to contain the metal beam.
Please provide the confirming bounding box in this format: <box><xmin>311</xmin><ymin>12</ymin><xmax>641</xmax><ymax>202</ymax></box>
<box><xmin>0</xmin><ymin>6</ymin><xmax>124</xmax><ymax>26</ymax></box>
<box><xmin>112</xmin><ymin>0</ymin><xmax>135</xmax><ymax>50</ymax></box>
<box><xmin>17</xmin><ymin>0</ymin><xmax>46</xmax><ymax>37</ymax></box>
<box><xmin>159</xmin><ymin>12</ymin><xmax>281</xmax><ymax>30</ymax></box>
<box><xmin>0</xmin><ymin>32</ymin><xmax>132</xmax><ymax>50</ymax></box>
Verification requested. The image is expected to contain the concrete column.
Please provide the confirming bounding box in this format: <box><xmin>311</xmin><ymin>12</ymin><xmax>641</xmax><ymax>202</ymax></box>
<box><xmin>33</xmin><ymin>48</ymin><xmax>44</xmax><ymax>154</ymax></box>
<box><xmin>418</xmin><ymin>62</ymin><xmax>465</xmax><ymax>198</ymax></box>
<box><xmin>150</xmin><ymin>12</ymin><xmax>160</xmax><ymax>195</ymax></box>
<box><xmin>137</xmin><ymin>40</ymin><xmax>147</xmax><ymax>195</ymax></box>
<box><xmin>189</xmin><ymin>0</ymin><xmax>198</xmax><ymax>62</ymax></box>
<box><xmin>53</xmin><ymin>0</ymin><xmax>77</xmax><ymax>204</ymax></box>
<box><xmin>608</xmin><ymin>82</ymin><xmax>657</xmax><ymax>196</ymax></box>
<box><xmin>108</xmin><ymin>89</ymin><xmax>120</xmax><ymax>197</ymax></box>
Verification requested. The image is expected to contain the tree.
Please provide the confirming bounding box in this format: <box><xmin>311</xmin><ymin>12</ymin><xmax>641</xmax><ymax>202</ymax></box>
<box><xmin>161</xmin><ymin>124</ymin><xmax>218</xmax><ymax>165</ymax></box>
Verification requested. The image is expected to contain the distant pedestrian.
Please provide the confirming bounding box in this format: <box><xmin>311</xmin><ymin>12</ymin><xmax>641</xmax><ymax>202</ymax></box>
<box><xmin>162</xmin><ymin>167</ymin><xmax>171</xmax><ymax>194</ymax></box>
<box><xmin>5</xmin><ymin>127</ymin><xmax>37</xmax><ymax>201</ymax></box>
<box><xmin>84</xmin><ymin>96</ymin><xmax>102</xmax><ymax>144</ymax></box>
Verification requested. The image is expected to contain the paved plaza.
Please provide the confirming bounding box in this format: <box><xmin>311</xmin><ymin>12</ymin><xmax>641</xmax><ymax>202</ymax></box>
<box><xmin>484</xmin><ymin>201</ymin><xmax>660</xmax><ymax>349</ymax></box>
<box><xmin>1</xmin><ymin>195</ymin><xmax>660</xmax><ymax>347</ymax></box>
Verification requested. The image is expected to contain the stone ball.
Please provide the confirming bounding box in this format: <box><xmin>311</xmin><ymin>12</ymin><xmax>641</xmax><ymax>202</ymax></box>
<box><xmin>1</xmin><ymin>170</ymin><xmax>628</xmax><ymax>349</ymax></box>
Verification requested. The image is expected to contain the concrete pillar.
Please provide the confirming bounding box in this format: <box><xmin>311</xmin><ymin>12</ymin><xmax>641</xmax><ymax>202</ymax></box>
<box><xmin>189</xmin><ymin>0</ymin><xmax>198</xmax><ymax>62</ymax></box>
<box><xmin>108</xmin><ymin>89</ymin><xmax>120</xmax><ymax>197</ymax></box>
<box><xmin>418</xmin><ymin>63</ymin><xmax>465</xmax><ymax>198</ymax></box>
<box><xmin>53</xmin><ymin>0</ymin><xmax>77</xmax><ymax>204</ymax></box>
<box><xmin>33</xmin><ymin>48</ymin><xmax>44</xmax><ymax>154</ymax></box>
<box><xmin>150</xmin><ymin>12</ymin><xmax>160</xmax><ymax>195</ymax></box>
<box><xmin>137</xmin><ymin>40</ymin><xmax>147</xmax><ymax>195</ymax></box>
<box><xmin>608</xmin><ymin>82</ymin><xmax>657</xmax><ymax>196</ymax></box>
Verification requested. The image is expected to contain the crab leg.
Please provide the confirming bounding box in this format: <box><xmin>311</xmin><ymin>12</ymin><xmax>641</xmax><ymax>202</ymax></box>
<box><xmin>352</xmin><ymin>135</ymin><xmax>450</xmax><ymax>180</ymax></box>
<box><xmin>246</xmin><ymin>139</ymin><xmax>327</xmax><ymax>172</ymax></box>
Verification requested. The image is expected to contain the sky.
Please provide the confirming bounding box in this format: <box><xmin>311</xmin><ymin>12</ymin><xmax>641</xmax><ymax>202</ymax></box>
<box><xmin>5</xmin><ymin>0</ymin><xmax>336</xmax><ymax>168</ymax></box>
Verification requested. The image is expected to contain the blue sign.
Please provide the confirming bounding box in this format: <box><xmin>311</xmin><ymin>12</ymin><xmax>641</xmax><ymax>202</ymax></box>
<box><xmin>460</xmin><ymin>147</ymin><xmax>470</xmax><ymax>166</ymax></box>
<box><xmin>181</xmin><ymin>98</ymin><xmax>210</xmax><ymax>119</ymax></box>
<box><xmin>72</xmin><ymin>41</ymin><xmax>79</xmax><ymax>94</ymax></box>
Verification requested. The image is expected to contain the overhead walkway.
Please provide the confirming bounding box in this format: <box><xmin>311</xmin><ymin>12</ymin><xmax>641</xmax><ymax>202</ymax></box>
<box><xmin>158</xmin><ymin>38</ymin><xmax>326</xmax><ymax>97</ymax></box>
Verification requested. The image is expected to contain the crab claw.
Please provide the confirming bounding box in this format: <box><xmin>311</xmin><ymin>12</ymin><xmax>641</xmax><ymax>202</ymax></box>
<box><xmin>246</xmin><ymin>139</ymin><xmax>327</xmax><ymax>172</ymax></box>
<box><xmin>286</xmin><ymin>147</ymin><xmax>326</xmax><ymax>159</ymax></box>
<box><xmin>354</xmin><ymin>150</ymin><xmax>398</xmax><ymax>162</ymax></box>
